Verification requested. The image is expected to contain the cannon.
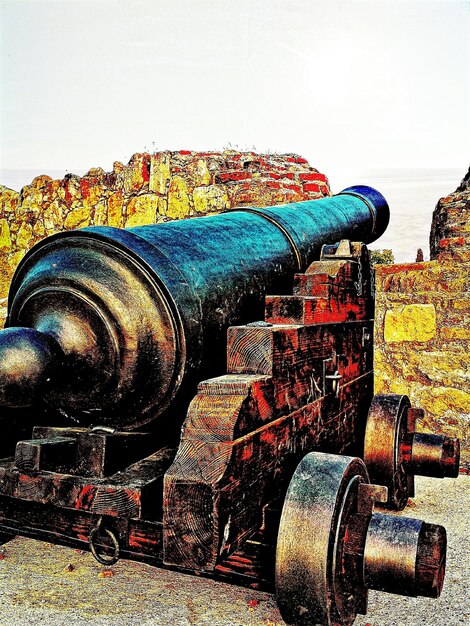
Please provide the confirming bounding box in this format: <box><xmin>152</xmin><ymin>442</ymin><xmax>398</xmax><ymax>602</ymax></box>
<box><xmin>0</xmin><ymin>186</ymin><xmax>460</xmax><ymax>625</ymax></box>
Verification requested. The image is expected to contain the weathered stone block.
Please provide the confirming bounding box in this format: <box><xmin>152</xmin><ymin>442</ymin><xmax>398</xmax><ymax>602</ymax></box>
<box><xmin>415</xmin><ymin>386</ymin><xmax>470</xmax><ymax>419</ymax></box>
<box><xmin>125</xmin><ymin>194</ymin><xmax>159</xmax><ymax>227</ymax></box>
<box><xmin>0</xmin><ymin>256</ymin><xmax>10</xmax><ymax>298</ymax></box>
<box><xmin>31</xmin><ymin>175</ymin><xmax>52</xmax><ymax>189</ymax></box>
<box><xmin>0</xmin><ymin>219</ymin><xmax>12</xmax><ymax>252</ymax></box>
<box><xmin>43</xmin><ymin>201</ymin><xmax>65</xmax><ymax>232</ymax></box>
<box><xmin>116</xmin><ymin>153</ymin><xmax>149</xmax><ymax>194</ymax></box>
<box><xmin>150</xmin><ymin>153</ymin><xmax>171</xmax><ymax>194</ymax></box>
<box><xmin>80</xmin><ymin>179</ymin><xmax>104</xmax><ymax>208</ymax></box>
<box><xmin>167</xmin><ymin>176</ymin><xmax>191</xmax><ymax>219</ymax></box>
<box><xmin>384</xmin><ymin>304</ymin><xmax>436</xmax><ymax>343</ymax></box>
<box><xmin>440</xmin><ymin>327</ymin><xmax>470</xmax><ymax>341</ymax></box>
<box><xmin>63</xmin><ymin>206</ymin><xmax>91</xmax><ymax>230</ymax></box>
<box><xmin>33</xmin><ymin>220</ymin><xmax>45</xmax><ymax>238</ymax></box>
<box><xmin>107</xmin><ymin>191</ymin><xmax>124</xmax><ymax>228</ymax></box>
<box><xmin>93</xmin><ymin>202</ymin><xmax>108</xmax><ymax>226</ymax></box>
<box><xmin>193</xmin><ymin>185</ymin><xmax>229</xmax><ymax>213</ymax></box>
<box><xmin>186</xmin><ymin>159</ymin><xmax>211</xmax><ymax>187</ymax></box>
<box><xmin>0</xmin><ymin>186</ymin><xmax>19</xmax><ymax>215</ymax></box>
<box><xmin>16</xmin><ymin>221</ymin><xmax>33</xmax><ymax>250</ymax></box>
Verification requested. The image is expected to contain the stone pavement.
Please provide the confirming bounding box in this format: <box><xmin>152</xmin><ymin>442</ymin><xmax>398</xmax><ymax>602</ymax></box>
<box><xmin>0</xmin><ymin>475</ymin><xmax>467</xmax><ymax>626</ymax></box>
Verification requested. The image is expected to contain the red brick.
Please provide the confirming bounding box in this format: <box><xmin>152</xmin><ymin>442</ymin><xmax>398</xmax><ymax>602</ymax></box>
<box><xmin>303</xmin><ymin>183</ymin><xmax>322</xmax><ymax>193</ymax></box>
<box><xmin>439</xmin><ymin>237</ymin><xmax>465</xmax><ymax>249</ymax></box>
<box><xmin>299</xmin><ymin>172</ymin><xmax>328</xmax><ymax>183</ymax></box>
<box><xmin>216</xmin><ymin>172</ymin><xmax>252</xmax><ymax>183</ymax></box>
<box><xmin>267</xmin><ymin>172</ymin><xmax>295</xmax><ymax>181</ymax></box>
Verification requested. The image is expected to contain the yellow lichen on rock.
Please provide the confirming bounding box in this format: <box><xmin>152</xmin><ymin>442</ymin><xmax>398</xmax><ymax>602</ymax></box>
<box><xmin>33</xmin><ymin>220</ymin><xmax>46</xmax><ymax>238</ymax></box>
<box><xmin>186</xmin><ymin>159</ymin><xmax>211</xmax><ymax>187</ymax></box>
<box><xmin>125</xmin><ymin>194</ymin><xmax>158</xmax><ymax>227</ymax></box>
<box><xmin>16</xmin><ymin>222</ymin><xmax>33</xmax><ymax>249</ymax></box>
<box><xmin>150</xmin><ymin>153</ymin><xmax>171</xmax><ymax>194</ymax></box>
<box><xmin>193</xmin><ymin>185</ymin><xmax>229</xmax><ymax>213</ymax></box>
<box><xmin>108</xmin><ymin>191</ymin><xmax>124</xmax><ymax>228</ymax></box>
<box><xmin>167</xmin><ymin>176</ymin><xmax>191</xmax><ymax>219</ymax></box>
<box><xmin>440</xmin><ymin>327</ymin><xmax>470</xmax><ymax>341</ymax></box>
<box><xmin>64</xmin><ymin>207</ymin><xmax>91</xmax><ymax>230</ymax></box>
<box><xmin>0</xmin><ymin>219</ymin><xmax>12</xmax><ymax>252</ymax></box>
<box><xmin>82</xmin><ymin>182</ymin><xmax>104</xmax><ymax>209</ymax></box>
<box><xmin>385</xmin><ymin>379</ymin><xmax>413</xmax><ymax>396</ymax></box>
<box><xmin>43</xmin><ymin>202</ymin><xmax>64</xmax><ymax>233</ymax></box>
<box><xmin>8</xmin><ymin>250</ymin><xmax>26</xmax><ymax>272</ymax></box>
<box><xmin>31</xmin><ymin>175</ymin><xmax>52</xmax><ymax>189</ymax></box>
<box><xmin>0</xmin><ymin>186</ymin><xmax>19</xmax><ymax>215</ymax></box>
<box><xmin>415</xmin><ymin>386</ymin><xmax>470</xmax><ymax>418</ymax></box>
<box><xmin>384</xmin><ymin>304</ymin><xmax>436</xmax><ymax>343</ymax></box>
<box><xmin>93</xmin><ymin>202</ymin><xmax>108</xmax><ymax>226</ymax></box>
<box><xmin>0</xmin><ymin>256</ymin><xmax>10</xmax><ymax>298</ymax></box>
<box><xmin>118</xmin><ymin>154</ymin><xmax>149</xmax><ymax>193</ymax></box>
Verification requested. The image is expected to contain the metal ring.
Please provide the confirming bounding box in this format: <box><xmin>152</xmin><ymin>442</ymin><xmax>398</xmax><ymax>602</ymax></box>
<box><xmin>89</xmin><ymin>517</ymin><xmax>120</xmax><ymax>566</ymax></box>
<box><xmin>229</xmin><ymin>207</ymin><xmax>303</xmax><ymax>271</ymax></box>
<box><xmin>338</xmin><ymin>190</ymin><xmax>377</xmax><ymax>240</ymax></box>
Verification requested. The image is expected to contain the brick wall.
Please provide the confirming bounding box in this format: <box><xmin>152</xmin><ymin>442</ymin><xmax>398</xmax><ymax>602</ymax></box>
<box><xmin>375</xmin><ymin>169</ymin><xmax>470</xmax><ymax>466</ymax></box>
<box><xmin>0</xmin><ymin>150</ymin><xmax>330</xmax><ymax>325</ymax></box>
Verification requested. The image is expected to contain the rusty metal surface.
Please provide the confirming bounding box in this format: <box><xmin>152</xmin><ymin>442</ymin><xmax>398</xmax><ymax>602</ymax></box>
<box><xmin>275</xmin><ymin>452</ymin><xmax>448</xmax><ymax>626</ymax></box>
<box><xmin>364</xmin><ymin>514</ymin><xmax>425</xmax><ymax>596</ymax></box>
<box><xmin>409</xmin><ymin>433</ymin><xmax>460</xmax><ymax>479</ymax></box>
<box><xmin>275</xmin><ymin>452</ymin><xmax>370</xmax><ymax>626</ymax></box>
<box><xmin>364</xmin><ymin>394</ymin><xmax>460</xmax><ymax>509</ymax></box>
<box><xmin>364</xmin><ymin>394</ymin><xmax>413</xmax><ymax>509</ymax></box>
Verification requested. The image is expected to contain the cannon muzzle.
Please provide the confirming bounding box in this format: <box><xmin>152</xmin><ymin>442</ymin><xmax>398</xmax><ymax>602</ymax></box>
<box><xmin>0</xmin><ymin>185</ymin><xmax>389</xmax><ymax>431</ymax></box>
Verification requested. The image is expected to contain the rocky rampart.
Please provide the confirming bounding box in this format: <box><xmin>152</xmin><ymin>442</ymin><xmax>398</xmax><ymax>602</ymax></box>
<box><xmin>375</xmin><ymin>167</ymin><xmax>470</xmax><ymax>466</ymax></box>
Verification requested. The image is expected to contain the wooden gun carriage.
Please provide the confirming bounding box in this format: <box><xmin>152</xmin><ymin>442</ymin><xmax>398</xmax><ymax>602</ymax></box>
<box><xmin>0</xmin><ymin>186</ymin><xmax>460</xmax><ymax>626</ymax></box>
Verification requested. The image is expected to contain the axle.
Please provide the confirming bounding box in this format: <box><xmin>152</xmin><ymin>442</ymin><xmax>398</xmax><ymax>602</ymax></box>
<box><xmin>276</xmin><ymin>452</ymin><xmax>447</xmax><ymax>626</ymax></box>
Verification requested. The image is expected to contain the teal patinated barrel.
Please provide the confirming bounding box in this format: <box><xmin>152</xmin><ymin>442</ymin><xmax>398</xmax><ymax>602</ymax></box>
<box><xmin>1</xmin><ymin>186</ymin><xmax>389</xmax><ymax>432</ymax></box>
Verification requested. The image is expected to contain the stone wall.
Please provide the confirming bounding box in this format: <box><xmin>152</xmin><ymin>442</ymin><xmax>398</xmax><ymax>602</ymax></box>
<box><xmin>0</xmin><ymin>150</ymin><xmax>330</xmax><ymax>325</ymax></box>
<box><xmin>375</xmin><ymin>168</ymin><xmax>470</xmax><ymax>466</ymax></box>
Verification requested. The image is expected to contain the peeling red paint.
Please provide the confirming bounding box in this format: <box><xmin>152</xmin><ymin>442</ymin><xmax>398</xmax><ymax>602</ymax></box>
<box><xmin>75</xmin><ymin>485</ymin><xmax>96</xmax><ymax>510</ymax></box>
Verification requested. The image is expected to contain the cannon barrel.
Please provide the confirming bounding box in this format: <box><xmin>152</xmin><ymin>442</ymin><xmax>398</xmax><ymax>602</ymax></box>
<box><xmin>0</xmin><ymin>185</ymin><xmax>389</xmax><ymax>431</ymax></box>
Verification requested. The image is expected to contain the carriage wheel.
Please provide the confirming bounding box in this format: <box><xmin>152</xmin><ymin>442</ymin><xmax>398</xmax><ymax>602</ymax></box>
<box><xmin>363</xmin><ymin>394</ymin><xmax>414</xmax><ymax>510</ymax></box>
<box><xmin>275</xmin><ymin>452</ymin><xmax>371</xmax><ymax>626</ymax></box>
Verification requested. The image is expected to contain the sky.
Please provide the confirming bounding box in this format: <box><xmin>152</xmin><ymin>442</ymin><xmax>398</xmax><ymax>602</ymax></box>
<box><xmin>0</xmin><ymin>0</ymin><xmax>468</xmax><ymax>189</ymax></box>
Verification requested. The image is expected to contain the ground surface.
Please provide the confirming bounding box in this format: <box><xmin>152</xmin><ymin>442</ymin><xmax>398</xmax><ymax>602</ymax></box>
<box><xmin>0</xmin><ymin>475</ymin><xmax>467</xmax><ymax>626</ymax></box>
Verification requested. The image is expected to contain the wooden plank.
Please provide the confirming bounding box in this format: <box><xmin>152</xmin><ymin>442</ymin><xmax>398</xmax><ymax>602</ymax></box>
<box><xmin>227</xmin><ymin>322</ymin><xmax>373</xmax><ymax>419</ymax></box>
<box><xmin>32</xmin><ymin>427</ymin><xmax>159</xmax><ymax>478</ymax></box>
<box><xmin>14</xmin><ymin>437</ymin><xmax>77</xmax><ymax>472</ymax></box>
<box><xmin>265</xmin><ymin>294</ymin><xmax>369</xmax><ymax>325</ymax></box>
<box><xmin>0</xmin><ymin>495</ymin><xmax>164</xmax><ymax>564</ymax></box>
<box><xmin>164</xmin><ymin>373</ymin><xmax>373</xmax><ymax>572</ymax></box>
<box><xmin>0</xmin><ymin>447</ymin><xmax>175</xmax><ymax>519</ymax></box>
<box><xmin>0</xmin><ymin>494</ymin><xmax>274</xmax><ymax>587</ymax></box>
<box><xmin>184</xmin><ymin>375</ymin><xmax>274</xmax><ymax>442</ymax></box>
